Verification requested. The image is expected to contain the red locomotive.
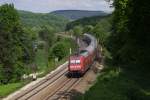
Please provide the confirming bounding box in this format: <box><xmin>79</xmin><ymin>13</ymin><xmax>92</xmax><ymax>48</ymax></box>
<box><xmin>68</xmin><ymin>34</ymin><xmax>98</xmax><ymax>76</ymax></box>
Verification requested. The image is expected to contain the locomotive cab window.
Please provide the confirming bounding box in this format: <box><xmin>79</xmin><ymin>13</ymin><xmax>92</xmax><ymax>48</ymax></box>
<box><xmin>70</xmin><ymin>60</ymin><xmax>80</xmax><ymax>64</ymax></box>
<box><xmin>76</xmin><ymin>60</ymin><xmax>80</xmax><ymax>64</ymax></box>
<box><xmin>70</xmin><ymin>60</ymin><xmax>75</xmax><ymax>64</ymax></box>
<box><xmin>80</xmin><ymin>50</ymin><xmax>88</xmax><ymax>57</ymax></box>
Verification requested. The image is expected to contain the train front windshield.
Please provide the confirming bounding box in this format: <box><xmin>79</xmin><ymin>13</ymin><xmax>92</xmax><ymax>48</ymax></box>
<box><xmin>70</xmin><ymin>60</ymin><xmax>80</xmax><ymax>65</ymax></box>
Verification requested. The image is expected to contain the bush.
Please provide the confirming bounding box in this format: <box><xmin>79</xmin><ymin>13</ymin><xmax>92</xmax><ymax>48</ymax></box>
<box><xmin>49</xmin><ymin>38</ymin><xmax>77</xmax><ymax>61</ymax></box>
<box><xmin>50</xmin><ymin>42</ymin><xmax>69</xmax><ymax>61</ymax></box>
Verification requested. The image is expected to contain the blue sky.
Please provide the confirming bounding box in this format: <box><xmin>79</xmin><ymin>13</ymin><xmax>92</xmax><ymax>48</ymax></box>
<box><xmin>0</xmin><ymin>0</ymin><xmax>114</xmax><ymax>13</ymax></box>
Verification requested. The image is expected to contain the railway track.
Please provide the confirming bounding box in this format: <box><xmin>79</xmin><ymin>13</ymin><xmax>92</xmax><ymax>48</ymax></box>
<box><xmin>6</xmin><ymin>65</ymin><xmax>97</xmax><ymax>100</ymax></box>
<box><xmin>12</xmin><ymin>64</ymin><xmax>82</xmax><ymax>100</ymax></box>
<box><xmin>44</xmin><ymin>78</ymin><xmax>82</xmax><ymax>100</ymax></box>
<box><xmin>43</xmin><ymin>66</ymin><xmax>94</xmax><ymax>100</ymax></box>
<box><xmin>12</xmin><ymin>64</ymin><xmax>68</xmax><ymax>100</ymax></box>
<box><xmin>13</xmin><ymin>63</ymin><xmax>97</xmax><ymax>100</ymax></box>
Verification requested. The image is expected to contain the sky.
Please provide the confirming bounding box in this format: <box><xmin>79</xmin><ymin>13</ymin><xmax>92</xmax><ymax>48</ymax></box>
<box><xmin>0</xmin><ymin>0</ymin><xmax>114</xmax><ymax>13</ymax></box>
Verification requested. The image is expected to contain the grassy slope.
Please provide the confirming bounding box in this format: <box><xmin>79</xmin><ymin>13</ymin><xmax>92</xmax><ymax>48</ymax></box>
<box><xmin>35</xmin><ymin>48</ymin><xmax>48</xmax><ymax>71</ymax></box>
<box><xmin>0</xmin><ymin>83</ymin><xmax>23</xmax><ymax>98</ymax></box>
<box><xmin>78</xmin><ymin>57</ymin><xmax>150</xmax><ymax>100</ymax></box>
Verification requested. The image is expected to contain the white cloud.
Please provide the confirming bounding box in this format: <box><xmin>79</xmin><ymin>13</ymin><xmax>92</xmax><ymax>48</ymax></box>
<box><xmin>0</xmin><ymin>0</ymin><xmax>114</xmax><ymax>13</ymax></box>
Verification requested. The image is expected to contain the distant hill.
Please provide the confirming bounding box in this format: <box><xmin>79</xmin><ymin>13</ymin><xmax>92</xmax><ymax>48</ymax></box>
<box><xmin>18</xmin><ymin>10</ymin><xmax>69</xmax><ymax>32</ymax></box>
<box><xmin>66</xmin><ymin>15</ymin><xmax>110</xmax><ymax>30</ymax></box>
<box><xmin>51</xmin><ymin>10</ymin><xmax>108</xmax><ymax>20</ymax></box>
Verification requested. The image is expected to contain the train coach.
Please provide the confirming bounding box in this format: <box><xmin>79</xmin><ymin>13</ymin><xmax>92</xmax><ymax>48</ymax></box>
<box><xmin>68</xmin><ymin>33</ymin><xmax>98</xmax><ymax>76</ymax></box>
